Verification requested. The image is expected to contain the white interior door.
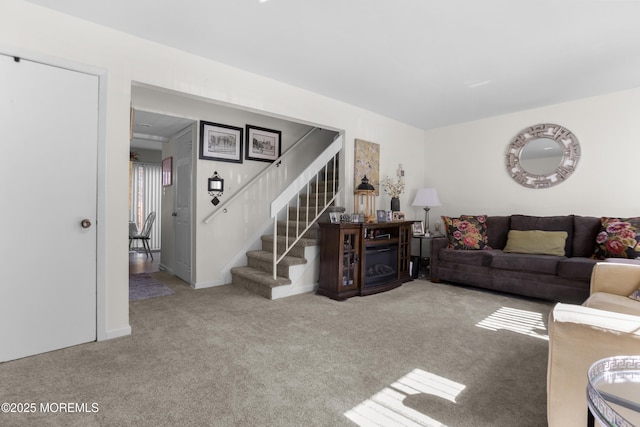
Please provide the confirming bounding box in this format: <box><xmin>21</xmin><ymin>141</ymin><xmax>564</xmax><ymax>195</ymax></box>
<box><xmin>174</xmin><ymin>128</ymin><xmax>192</xmax><ymax>283</ymax></box>
<box><xmin>0</xmin><ymin>54</ymin><xmax>98</xmax><ymax>362</ymax></box>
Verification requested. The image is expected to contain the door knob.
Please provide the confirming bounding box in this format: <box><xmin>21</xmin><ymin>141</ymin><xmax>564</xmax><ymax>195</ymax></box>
<box><xmin>81</xmin><ymin>219</ymin><xmax>92</xmax><ymax>228</ymax></box>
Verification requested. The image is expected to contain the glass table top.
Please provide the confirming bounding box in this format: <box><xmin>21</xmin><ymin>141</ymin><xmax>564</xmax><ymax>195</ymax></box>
<box><xmin>587</xmin><ymin>356</ymin><xmax>640</xmax><ymax>427</ymax></box>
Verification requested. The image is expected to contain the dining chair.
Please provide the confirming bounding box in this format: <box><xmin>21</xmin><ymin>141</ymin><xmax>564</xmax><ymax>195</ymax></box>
<box><xmin>129</xmin><ymin>212</ymin><xmax>156</xmax><ymax>259</ymax></box>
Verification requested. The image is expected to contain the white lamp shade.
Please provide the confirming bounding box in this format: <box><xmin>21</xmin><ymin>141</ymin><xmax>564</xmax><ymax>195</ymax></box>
<box><xmin>411</xmin><ymin>188</ymin><xmax>441</xmax><ymax>207</ymax></box>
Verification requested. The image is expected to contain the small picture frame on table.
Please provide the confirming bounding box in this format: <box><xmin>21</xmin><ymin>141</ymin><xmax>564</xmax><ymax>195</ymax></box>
<box><xmin>412</xmin><ymin>221</ymin><xmax>425</xmax><ymax>236</ymax></box>
<box><xmin>376</xmin><ymin>210</ymin><xmax>387</xmax><ymax>223</ymax></box>
<box><xmin>329</xmin><ymin>212</ymin><xmax>339</xmax><ymax>223</ymax></box>
<box><xmin>392</xmin><ymin>211</ymin><xmax>405</xmax><ymax>221</ymax></box>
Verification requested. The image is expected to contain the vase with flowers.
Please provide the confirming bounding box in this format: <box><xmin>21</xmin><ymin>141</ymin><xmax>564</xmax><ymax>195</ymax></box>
<box><xmin>381</xmin><ymin>176</ymin><xmax>405</xmax><ymax>211</ymax></box>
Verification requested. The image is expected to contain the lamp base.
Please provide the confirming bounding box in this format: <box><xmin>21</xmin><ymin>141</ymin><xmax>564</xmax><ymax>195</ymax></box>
<box><xmin>423</xmin><ymin>207</ymin><xmax>431</xmax><ymax>234</ymax></box>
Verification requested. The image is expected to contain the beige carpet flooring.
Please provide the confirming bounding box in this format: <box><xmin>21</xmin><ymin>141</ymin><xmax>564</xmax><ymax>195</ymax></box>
<box><xmin>0</xmin><ymin>273</ymin><xmax>553</xmax><ymax>426</ymax></box>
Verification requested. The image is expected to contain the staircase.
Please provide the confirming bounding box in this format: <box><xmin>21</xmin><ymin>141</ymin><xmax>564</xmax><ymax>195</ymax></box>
<box><xmin>231</xmin><ymin>182</ymin><xmax>344</xmax><ymax>299</ymax></box>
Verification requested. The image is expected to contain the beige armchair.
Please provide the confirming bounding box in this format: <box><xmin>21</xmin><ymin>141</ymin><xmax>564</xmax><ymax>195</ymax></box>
<box><xmin>547</xmin><ymin>262</ymin><xmax>640</xmax><ymax>427</ymax></box>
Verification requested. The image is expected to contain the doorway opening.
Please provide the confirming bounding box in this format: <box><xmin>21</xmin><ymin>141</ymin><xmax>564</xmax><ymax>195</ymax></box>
<box><xmin>129</xmin><ymin>109</ymin><xmax>195</xmax><ymax>283</ymax></box>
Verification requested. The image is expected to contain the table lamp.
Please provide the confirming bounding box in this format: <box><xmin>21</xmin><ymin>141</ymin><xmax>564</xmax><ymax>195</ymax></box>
<box><xmin>411</xmin><ymin>188</ymin><xmax>441</xmax><ymax>234</ymax></box>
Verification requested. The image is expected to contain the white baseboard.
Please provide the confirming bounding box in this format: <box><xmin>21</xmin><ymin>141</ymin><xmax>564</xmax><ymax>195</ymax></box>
<box><xmin>191</xmin><ymin>280</ymin><xmax>228</xmax><ymax>289</ymax></box>
<box><xmin>159</xmin><ymin>263</ymin><xmax>174</xmax><ymax>275</ymax></box>
<box><xmin>101</xmin><ymin>325</ymin><xmax>132</xmax><ymax>341</ymax></box>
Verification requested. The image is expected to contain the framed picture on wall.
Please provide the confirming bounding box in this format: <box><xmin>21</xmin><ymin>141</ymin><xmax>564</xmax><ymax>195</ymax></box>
<box><xmin>162</xmin><ymin>156</ymin><xmax>173</xmax><ymax>187</ymax></box>
<box><xmin>199</xmin><ymin>121</ymin><xmax>243</xmax><ymax>163</ymax></box>
<box><xmin>245</xmin><ymin>125</ymin><xmax>281</xmax><ymax>162</ymax></box>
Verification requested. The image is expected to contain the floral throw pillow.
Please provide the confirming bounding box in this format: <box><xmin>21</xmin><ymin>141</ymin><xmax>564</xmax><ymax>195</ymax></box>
<box><xmin>442</xmin><ymin>215</ymin><xmax>490</xmax><ymax>250</ymax></box>
<box><xmin>593</xmin><ymin>217</ymin><xmax>640</xmax><ymax>260</ymax></box>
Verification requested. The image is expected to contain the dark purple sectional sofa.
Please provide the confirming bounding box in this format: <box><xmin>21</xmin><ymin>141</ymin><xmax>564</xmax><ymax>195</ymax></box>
<box><xmin>430</xmin><ymin>215</ymin><xmax>603</xmax><ymax>303</ymax></box>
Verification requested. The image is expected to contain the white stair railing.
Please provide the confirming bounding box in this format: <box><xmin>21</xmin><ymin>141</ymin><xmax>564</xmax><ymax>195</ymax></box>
<box><xmin>203</xmin><ymin>127</ymin><xmax>320</xmax><ymax>224</ymax></box>
<box><xmin>270</xmin><ymin>135</ymin><xmax>343</xmax><ymax>279</ymax></box>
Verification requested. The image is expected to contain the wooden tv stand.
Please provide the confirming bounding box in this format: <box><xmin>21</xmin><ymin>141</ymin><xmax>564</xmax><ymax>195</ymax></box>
<box><xmin>317</xmin><ymin>221</ymin><xmax>413</xmax><ymax>301</ymax></box>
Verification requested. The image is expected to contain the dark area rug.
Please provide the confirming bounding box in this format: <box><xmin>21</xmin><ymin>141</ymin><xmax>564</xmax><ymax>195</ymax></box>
<box><xmin>129</xmin><ymin>273</ymin><xmax>175</xmax><ymax>301</ymax></box>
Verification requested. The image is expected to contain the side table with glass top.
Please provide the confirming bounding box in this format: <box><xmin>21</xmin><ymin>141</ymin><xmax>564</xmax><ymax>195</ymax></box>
<box><xmin>587</xmin><ymin>356</ymin><xmax>640</xmax><ymax>427</ymax></box>
<box><xmin>411</xmin><ymin>234</ymin><xmax>444</xmax><ymax>278</ymax></box>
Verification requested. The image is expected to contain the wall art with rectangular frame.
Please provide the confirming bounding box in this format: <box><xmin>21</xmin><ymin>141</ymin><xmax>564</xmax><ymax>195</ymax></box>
<box><xmin>199</xmin><ymin>121</ymin><xmax>243</xmax><ymax>163</ymax></box>
<box><xmin>245</xmin><ymin>125</ymin><xmax>281</xmax><ymax>162</ymax></box>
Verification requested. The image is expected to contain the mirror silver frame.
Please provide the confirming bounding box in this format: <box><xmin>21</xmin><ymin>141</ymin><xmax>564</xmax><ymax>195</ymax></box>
<box><xmin>506</xmin><ymin>123</ymin><xmax>580</xmax><ymax>189</ymax></box>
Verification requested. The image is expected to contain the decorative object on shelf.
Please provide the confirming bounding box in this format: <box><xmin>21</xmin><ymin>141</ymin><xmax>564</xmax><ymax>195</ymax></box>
<box><xmin>412</xmin><ymin>221</ymin><xmax>425</xmax><ymax>236</ymax></box>
<box><xmin>506</xmin><ymin>123</ymin><xmax>580</xmax><ymax>189</ymax></box>
<box><xmin>351</xmin><ymin>213</ymin><xmax>364</xmax><ymax>223</ymax></box>
<box><xmin>245</xmin><ymin>125</ymin><xmax>281</xmax><ymax>162</ymax></box>
<box><xmin>129</xmin><ymin>151</ymin><xmax>139</xmax><ymax>161</ymax></box>
<box><xmin>411</xmin><ymin>187</ymin><xmax>441</xmax><ymax>234</ymax></box>
<box><xmin>381</xmin><ymin>176</ymin><xmax>405</xmax><ymax>211</ymax></box>
<box><xmin>354</xmin><ymin>139</ymin><xmax>380</xmax><ymax>195</ymax></box>
<box><xmin>199</xmin><ymin>120</ymin><xmax>243</xmax><ymax>163</ymax></box>
<box><xmin>340</xmin><ymin>213</ymin><xmax>352</xmax><ymax>223</ymax></box>
<box><xmin>392</xmin><ymin>211</ymin><xmax>405</xmax><ymax>221</ymax></box>
<box><xmin>208</xmin><ymin>171</ymin><xmax>224</xmax><ymax>206</ymax></box>
<box><xmin>161</xmin><ymin>156</ymin><xmax>173</xmax><ymax>187</ymax></box>
<box><xmin>354</xmin><ymin>175</ymin><xmax>377</xmax><ymax>223</ymax></box>
<box><xmin>391</xmin><ymin>197</ymin><xmax>400</xmax><ymax>211</ymax></box>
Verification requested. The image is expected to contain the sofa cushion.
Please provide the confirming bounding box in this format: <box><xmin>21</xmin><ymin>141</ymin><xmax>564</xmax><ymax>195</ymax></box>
<box><xmin>486</xmin><ymin>216</ymin><xmax>511</xmax><ymax>250</ymax></box>
<box><xmin>491</xmin><ymin>252</ymin><xmax>564</xmax><ymax>275</ymax></box>
<box><xmin>593</xmin><ymin>217</ymin><xmax>640</xmax><ymax>260</ymax></box>
<box><xmin>572</xmin><ymin>216</ymin><xmax>601</xmax><ymax>257</ymax></box>
<box><xmin>510</xmin><ymin>214</ymin><xmax>574</xmax><ymax>257</ymax></box>
<box><xmin>442</xmin><ymin>215</ymin><xmax>489</xmax><ymax>250</ymax></box>
<box><xmin>584</xmin><ymin>292</ymin><xmax>640</xmax><ymax>317</ymax></box>
<box><xmin>438</xmin><ymin>248</ymin><xmax>498</xmax><ymax>267</ymax></box>
<box><xmin>557</xmin><ymin>257</ymin><xmax>598</xmax><ymax>281</ymax></box>
<box><xmin>503</xmin><ymin>230</ymin><xmax>568</xmax><ymax>256</ymax></box>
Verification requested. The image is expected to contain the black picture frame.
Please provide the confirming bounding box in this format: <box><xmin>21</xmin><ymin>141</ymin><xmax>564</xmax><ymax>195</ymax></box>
<box><xmin>199</xmin><ymin>121</ymin><xmax>243</xmax><ymax>163</ymax></box>
<box><xmin>245</xmin><ymin>125</ymin><xmax>281</xmax><ymax>162</ymax></box>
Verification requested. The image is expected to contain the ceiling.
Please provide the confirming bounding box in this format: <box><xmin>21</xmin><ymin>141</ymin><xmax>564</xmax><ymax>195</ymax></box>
<box><xmin>25</xmin><ymin>0</ymin><xmax>640</xmax><ymax>130</ymax></box>
<box><xmin>131</xmin><ymin>110</ymin><xmax>194</xmax><ymax>152</ymax></box>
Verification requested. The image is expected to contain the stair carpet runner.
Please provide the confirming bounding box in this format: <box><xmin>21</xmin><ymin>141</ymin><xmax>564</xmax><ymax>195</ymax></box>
<box><xmin>230</xmin><ymin>182</ymin><xmax>343</xmax><ymax>299</ymax></box>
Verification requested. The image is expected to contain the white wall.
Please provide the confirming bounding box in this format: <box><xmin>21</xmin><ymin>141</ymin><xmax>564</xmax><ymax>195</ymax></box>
<box><xmin>134</xmin><ymin>85</ymin><xmax>340</xmax><ymax>286</ymax></box>
<box><xmin>0</xmin><ymin>0</ymin><xmax>426</xmax><ymax>338</ymax></box>
<box><xmin>424</xmin><ymin>87</ymin><xmax>640</xmax><ymax>224</ymax></box>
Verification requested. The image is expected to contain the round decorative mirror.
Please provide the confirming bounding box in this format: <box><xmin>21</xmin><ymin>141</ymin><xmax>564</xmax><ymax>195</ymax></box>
<box><xmin>506</xmin><ymin>123</ymin><xmax>580</xmax><ymax>188</ymax></box>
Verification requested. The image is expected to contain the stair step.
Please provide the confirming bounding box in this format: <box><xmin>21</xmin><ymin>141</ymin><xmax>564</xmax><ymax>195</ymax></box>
<box><xmin>261</xmin><ymin>234</ymin><xmax>318</xmax><ymax>256</ymax></box>
<box><xmin>309</xmin><ymin>181</ymin><xmax>339</xmax><ymax>192</ymax></box>
<box><xmin>247</xmin><ymin>250</ymin><xmax>307</xmax><ymax>265</ymax></box>
<box><xmin>297</xmin><ymin>195</ymin><xmax>339</xmax><ymax>208</ymax></box>
<box><xmin>276</xmin><ymin>221</ymin><xmax>320</xmax><ymax>240</ymax></box>
<box><xmin>289</xmin><ymin>205</ymin><xmax>345</xmax><ymax>221</ymax></box>
<box><xmin>230</xmin><ymin>266</ymin><xmax>291</xmax><ymax>299</ymax></box>
<box><xmin>233</xmin><ymin>200</ymin><xmax>345</xmax><ymax>300</ymax></box>
<box><xmin>246</xmin><ymin>250</ymin><xmax>307</xmax><ymax>277</ymax></box>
